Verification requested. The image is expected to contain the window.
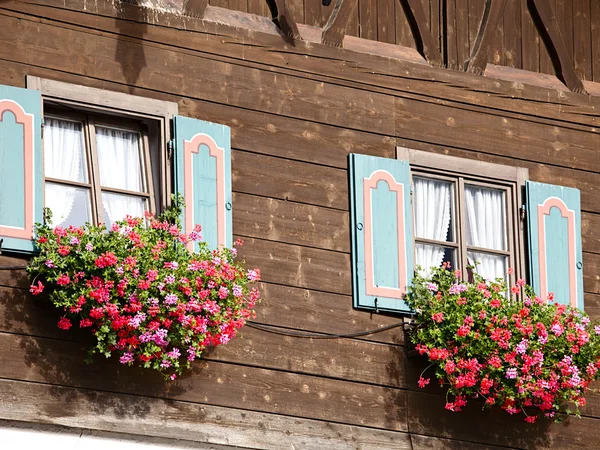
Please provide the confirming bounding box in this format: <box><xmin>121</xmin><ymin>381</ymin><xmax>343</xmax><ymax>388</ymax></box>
<box><xmin>43</xmin><ymin>109</ymin><xmax>156</xmax><ymax>227</ymax></box>
<box><xmin>27</xmin><ymin>76</ymin><xmax>177</xmax><ymax>228</ymax></box>
<box><xmin>1</xmin><ymin>80</ymin><xmax>233</xmax><ymax>255</ymax></box>
<box><xmin>400</xmin><ymin>147</ymin><xmax>527</xmax><ymax>285</ymax></box>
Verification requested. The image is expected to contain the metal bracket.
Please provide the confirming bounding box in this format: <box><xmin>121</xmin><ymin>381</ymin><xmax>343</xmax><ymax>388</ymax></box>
<box><xmin>167</xmin><ymin>139</ymin><xmax>174</xmax><ymax>160</ymax></box>
<box><xmin>0</xmin><ymin>238</ymin><xmax>3</xmax><ymax>255</ymax></box>
<box><xmin>520</xmin><ymin>205</ymin><xmax>527</xmax><ymax>222</ymax></box>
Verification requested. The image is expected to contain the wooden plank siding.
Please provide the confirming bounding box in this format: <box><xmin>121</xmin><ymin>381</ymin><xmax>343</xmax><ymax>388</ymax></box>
<box><xmin>0</xmin><ymin>1</ymin><xmax>599</xmax><ymax>449</ymax></box>
<box><xmin>207</xmin><ymin>0</ymin><xmax>599</xmax><ymax>80</ymax></box>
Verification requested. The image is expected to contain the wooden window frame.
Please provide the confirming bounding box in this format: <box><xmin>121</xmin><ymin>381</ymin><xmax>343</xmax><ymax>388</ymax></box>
<box><xmin>44</xmin><ymin>108</ymin><xmax>156</xmax><ymax>225</ymax></box>
<box><xmin>397</xmin><ymin>147</ymin><xmax>529</xmax><ymax>284</ymax></box>
<box><xmin>26</xmin><ymin>76</ymin><xmax>178</xmax><ymax>217</ymax></box>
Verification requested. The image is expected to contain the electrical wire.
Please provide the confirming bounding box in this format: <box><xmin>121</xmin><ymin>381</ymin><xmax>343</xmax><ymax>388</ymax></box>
<box><xmin>0</xmin><ymin>263</ymin><xmax>414</xmax><ymax>339</ymax></box>
<box><xmin>246</xmin><ymin>319</ymin><xmax>411</xmax><ymax>339</ymax></box>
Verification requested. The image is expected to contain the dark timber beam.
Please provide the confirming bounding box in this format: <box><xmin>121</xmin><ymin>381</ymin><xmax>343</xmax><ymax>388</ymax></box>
<box><xmin>464</xmin><ymin>0</ymin><xmax>508</xmax><ymax>74</ymax></box>
<box><xmin>266</xmin><ymin>0</ymin><xmax>301</xmax><ymax>40</ymax></box>
<box><xmin>528</xmin><ymin>0</ymin><xmax>587</xmax><ymax>94</ymax></box>
<box><xmin>321</xmin><ymin>0</ymin><xmax>358</xmax><ymax>47</ymax></box>
<box><xmin>398</xmin><ymin>0</ymin><xmax>444</xmax><ymax>68</ymax></box>
<box><xmin>183</xmin><ymin>0</ymin><xmax>208</xmax><ymax>18</ymax></box>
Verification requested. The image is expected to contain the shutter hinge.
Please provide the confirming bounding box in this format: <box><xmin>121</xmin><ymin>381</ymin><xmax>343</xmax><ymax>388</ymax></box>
<box><xmin>167</xmin><ymin>139</ymin><xmax>174</xmax><ymax>160</ymax></box>
<box><xmin>41</xmin><ymin>118</ymin><xmax>44</xmax><ymax>139</ymax></box>
<box><xmin>520</xmin><ymin>205</ymin><xmax>526</xmax><ymax>221</ymax></box>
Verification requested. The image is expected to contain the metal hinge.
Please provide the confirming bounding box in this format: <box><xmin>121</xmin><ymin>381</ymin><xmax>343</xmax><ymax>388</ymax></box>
<box><xmin>167</xmin><ymin>139</ymin><xmax>174</xmax><ymax>160</ymax></box>
<box><xmin>520</xmin><ymin>205</ymin><xmax>527</xmax><ymax>221</ymax></box>
<box><xmin>41</xmin><ymin>118</ymin><xmax>44</xmax><ymax>139</ymax></box>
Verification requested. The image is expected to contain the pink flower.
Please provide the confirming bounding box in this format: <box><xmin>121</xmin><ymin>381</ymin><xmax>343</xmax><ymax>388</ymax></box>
<box><xmin>94</xmin><ymin>252</ymin><xmax>118</xmax><ymax>268</ymax></box>
<box><xmin>164</xmin><ymin>294</ymin><xmax>178</xmax><ymax>306</ymax></box>
<box><xmin>45</xmin><ymin>260</ymin><xmax>55</xmax><ymax>268</ymax></box>
<box><xmin>595</xmin><ymin>326</ymin><xmax>600</xmax><ymax>335</ymax></box>
<box><xmin>57</xmin><ymin>317</ymin><xmax>72</xmax><ymax>330</ymax></box>
<box><xmin>233</xmin><ymin>285</ymin><xmax>243</xmax><ymax>298</ymax></box>
<box><xmin>56</xmin><ymin>274</ymin><xmax>71</xmax><ymax>286</ymax></box>
<box><xmin>119</xmin><ymin>352</ymin><xmax>134</xmax><ymax>364</ymax></box>
<box><xmin>85</xmin><ymin>243</ymin><xmax>94</xmax><ymax>251</ymax></box>
<box><xmin>524</xmin><ymin>416</ymin><xmax>537</xmax><ymax>423</ymax></box>
<box><xmin>164</xmin><ymin>261</ymin><xmax>179</xmax><ymax>270</ymax></box>
<box><xmin>426</xmin><ymin>282</ymin><xmax>438</xmax><ymax>292</ymax></box>
<box><xmin>551</xmin><ymin>323</ymin><xmax>564</xmax><ymax>336</ymax></box>
<box><xmin>456</xmin><ymin>326</ymin><xmax>470</xmax><ymax>337</ymax></box>
<box><xmin>29</xmin><ymin>281</ymin><xmax>44</xmax><ymax>296</ymax></box>
<box><xmin>417</xmin><ymin>377</ymin><xmax>430</xmax><ymax>388</ymax></box>
<box><xmin>505</xmin><ymin>368</ymin><xmax>518</xmax><ymax>379</ymax></box>
<box><xmin>247</xmin><ymin>269</ymin><xmax>261</xmax><ymax>282</ymax></box>
<box><xmin>432</xmin><ymin>312</ymin><xmax>444</xmax><ymax>323</ymax></box>
<box><xmin>218</xmin><ymin>286</ymin><xmax>229</xmax><ymax>299</ymax></box>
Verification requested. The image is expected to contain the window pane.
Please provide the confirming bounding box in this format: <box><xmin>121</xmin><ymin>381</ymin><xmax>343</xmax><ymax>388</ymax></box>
<box><xmin>45</xmin><ymin>182</ymin><xmax>92</xmax><ymax>227</ymax></box>
<box><xmin>96</xmin><ymin>126</ymin><xmax>144</xmax><ymax>192</ymax></box>
<box><xmin>413</xmin><ymin>177</ymin><xmax>454</xmax><ymax>242</ymax></box>
<box><xmin>467</xmin><ymin>251</ymin><xmax>508</xmax><ymax>283</ymax></box>
<box><xmin>44</xmin><ymin>118</ymin><xmax>87</xmax><ymax>183</ymax></box>
<box><xmin>415</xmin><ymin>243</ymin><xmax>456</xmax><ymax>277</ymax></box>
<box><xmin>464</xmin><ymin>185</ymin><xmax>507</xmax><ymax>251</ymax></box>
<box><xmin>102</xmin><ymin>192</ymin><xmax>147</xmax><ymax>227</ymax></box>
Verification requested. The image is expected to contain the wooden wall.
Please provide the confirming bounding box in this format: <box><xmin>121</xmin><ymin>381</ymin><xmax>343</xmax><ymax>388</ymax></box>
<box><xmin>0</xmin><ymin>0</ymin><xmax>599</xmax><ymax>448</ymax></box>
<box><xmin>218</xmin><ymin>0</ymin><xmax>600</xmax><ymax>82</ymax></box>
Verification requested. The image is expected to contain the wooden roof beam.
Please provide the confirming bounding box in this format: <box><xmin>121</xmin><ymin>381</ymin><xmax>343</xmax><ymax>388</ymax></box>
<box><xmin>529</xmin><ymin>0</ymin><xmax>587</xmax><ymax>94</ymax></box>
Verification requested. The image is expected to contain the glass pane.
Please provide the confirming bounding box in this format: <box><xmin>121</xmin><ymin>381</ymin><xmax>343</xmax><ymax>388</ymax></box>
<box><xmin>45</xmin><ymin>182</ymin><xmax>92</xmax><ymax>228</ymax></box>
<box><xmin>96</xmin><ymin>126</ymin><xmax>144</xmax><ymax>192</ymax></box>
<box><xmin>415</xmin><ymin>243</ymin><xmax>457</xmax><ymax>277</ymax></box>
<box><xmin>102</xmin><ymin>192</ymin><xmax>147</xmax><ymax>228</ymax></box>
<box><xmin>467</xmin><ymin>251</ymin><xmax>508</xmax><ymax>283</ymax></box>
<box><xmin>44</xmin><ymin>118</ymin><xmax>88</xmax><ymax>183</ymax></box>
<box><xmin>413</xmin><ymin>176</ymin><xmax>455</xmax><ymax>242</ymax></box>
<box><xmin>464</xmin><ymin>184</ymin><xmax>507</xmax><ymax>251</ymax></box>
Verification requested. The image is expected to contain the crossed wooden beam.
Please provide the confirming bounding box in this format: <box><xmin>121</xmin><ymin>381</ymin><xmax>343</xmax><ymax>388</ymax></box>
<box><xmin>182</xmin><ymin>0</ymin><xmax>586</xmax><ymax>94</ymax></box>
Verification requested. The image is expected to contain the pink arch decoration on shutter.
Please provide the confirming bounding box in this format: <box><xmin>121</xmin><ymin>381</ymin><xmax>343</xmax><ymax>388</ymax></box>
<box><xmin>184</xmin><ymin>133</ymin><xmax>226</xmax><ymax>251</ymax></box>
<box><xmin>537</xmin><ymin>197</ymin><xmax>577</xmax><ymax>307</ymax></box>
<box><xmin>363</xmin><ymin>170</ymin><xmax>407</xmax><ymax>298</ymax></box>
<box><xmin>0</xmin><ymin>100</ymin><xmax>34</xmax><ymax>240</ymax></box>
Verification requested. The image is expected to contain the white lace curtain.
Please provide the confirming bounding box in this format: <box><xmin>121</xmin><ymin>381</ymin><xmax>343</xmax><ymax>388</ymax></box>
<box><xmin>44</xmin><ymin>118</ymin><xmax>86</xmax><ymax>226</ymax></box>
<box><xmin>465</xmin><ymin>185</ymin><xmax>507</xmax><ymax>281</ymax></box>
<box><xmin>414</xmin><ymin>177</ymin><xmax>452</xmax><ymax>276</ymax></box>
<box><xmin>96</xmin><ymin>127</ymin><xmax>145</xmax><ymax>225</ymax></box>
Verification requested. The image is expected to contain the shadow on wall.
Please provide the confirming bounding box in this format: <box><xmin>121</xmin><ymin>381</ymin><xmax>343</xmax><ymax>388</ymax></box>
<box><xmin>115</xmin><ymin>1</ymin><xmax>150</xmax><ymax>93</ymax></box>
<box><xmin>0</xmin><ymin>286</ymin><xmax>198</xmax><ymax>421</ymax></box>
<box><xmin>389</xmin><ymin>333</ymin><xmax>558</xmax><ymax>450</ymax></box>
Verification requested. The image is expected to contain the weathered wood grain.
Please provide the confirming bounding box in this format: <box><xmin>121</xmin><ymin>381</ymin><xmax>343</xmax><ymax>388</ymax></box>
<box><xmin>255</xmin><ymin>282</ymin><xmax>406</xmax><ymax>345</ymax></box>
<box><xmin>583</xmin><ymin>252</ymin><xmax>600</xmax><ymax>294</ymax></box>
<box><xmin>502</xmin><ymin>0</ymin><xmax>521</xmax><ymax>68</ymax></box>
<box><xmin>7</xmin><ymin>0</ymin><xmax>600</xmax><ymax>130</ymax></box>
<box><xmin>573</xmin><ymin>0</ymin><xmax>592</xmax><ymax>81</ymax></box>
<box><xmin>0</xmin><ymin>287</ymin><xmax>405</xmax><ymax>387</ymax></box>
<box><xmin>0</xmin><ymin>10</ymin><xmax>397</xmax><ymax>136</ymax></box>
<box><xmin>0</xmin><ymin>379</ymin><xmax>412</xmax><ymax>449</ymax></box>
<box><xmin>0</xmin><ymin>332</ymin><xmax>409</xmax><ymax>430</ymax></box>
<box><xmin>231</xmin><ymin>151</ymin><xmax>348</xmax><ymax>211</ymax></box>
<box><xmin>232</xmin><ymin>192</ymin><xmax>350</xmax><ymax>253</ymax></box>
<box><xmin>394</xmin><ymin>97</ymin><xmax>600</xmax><ymax>173</ymax></box>
<box><xmin>237</xmin><ymin>237</ymin><xmax>352</xmax><ymax>295</ymax></box>
<box><xmin>407</xmin><ymin>389</ymin><xmax>600</xmax><ymax>449</ymax></box>
<box><xmin>593</xmin><ymin>0</ymin><xmax>600</xmax><ymax>82</ymax></box>
<box><xmin>410</xmin><ymin>434</ymin><xmax>511</xmax><ymax>450</ymax></box>
<box><xmin>521</xmin><ymin>0</ymin><xmax>540</xmax><ymax>72</ymax></box>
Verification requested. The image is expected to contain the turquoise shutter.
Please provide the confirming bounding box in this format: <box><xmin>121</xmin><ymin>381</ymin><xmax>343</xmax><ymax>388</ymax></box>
<box><xmin>173</xmin><ymin>116</ymin><xmax>232</xmax><ymax>252</ymax></box>
<box><xmin>0</xmin><ymin>85</ymin><xmax>42</xmax><ymax>254</ymax></box>
<box><xmin>526</xmin><ymin>181</ymin><xmax>583</xmax><ymax>310</ymax></box>
<box><xmin>350</xmin><ymin>154</ymin><xmax>414</xmax><ymax>313</ymax></box>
